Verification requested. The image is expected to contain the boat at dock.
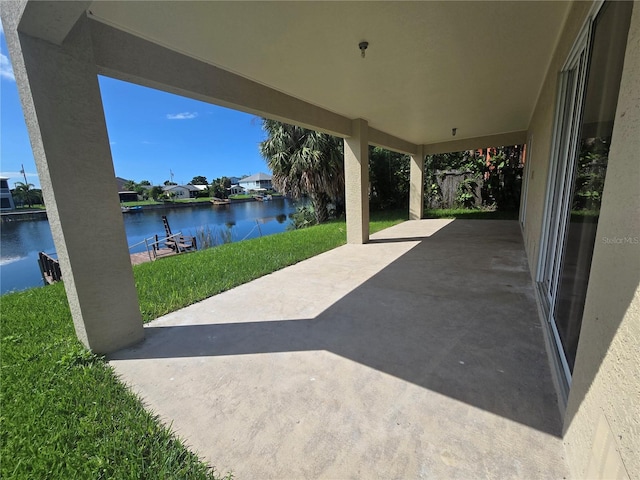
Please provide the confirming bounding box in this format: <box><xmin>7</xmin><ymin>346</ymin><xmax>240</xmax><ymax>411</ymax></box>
<box><xmin>253</xmin><ymin>194</ymin><xmax>272</xmax><ymax>202</ymax></box>
<box><xmin>210</xmin><ymin>197</ymin><xmax>231</xmax><ymax>205</ymax></box>
<box><xmin>121</xmin><ymin>205</ymin><xmax>143</xmax><ymax>213</ymax></box>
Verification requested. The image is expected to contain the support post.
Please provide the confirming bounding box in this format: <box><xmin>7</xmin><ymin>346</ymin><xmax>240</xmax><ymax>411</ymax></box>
<box><xmin>3</xmin><ymin>11</ymin><xmax>144</xmax><ymax>353</ymax></box>
<box><xmin>344</xmin><ymin>119</ymin><xmax>370</xmax><ymax>244</ymax></box>
<box><xmin>409</xmin><ymin>146</ymin><xmax>425</xmax><ymax>220</ymax></box>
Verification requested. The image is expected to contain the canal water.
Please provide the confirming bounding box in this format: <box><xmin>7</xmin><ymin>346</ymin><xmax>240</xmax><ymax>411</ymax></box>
<box><xmin>0</xmin><ymin>198</ymin><xmax>303</xmax><ymax>295</ymax></box>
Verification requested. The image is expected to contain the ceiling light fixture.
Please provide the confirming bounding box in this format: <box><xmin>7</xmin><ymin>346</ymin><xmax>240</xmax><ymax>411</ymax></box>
<box><xmin>359</xmin><ymin>41</ymin><xmax>369</xmax><ymax>58</ymax></box>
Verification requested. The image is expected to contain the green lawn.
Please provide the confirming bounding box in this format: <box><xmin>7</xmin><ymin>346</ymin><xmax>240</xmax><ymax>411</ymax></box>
<box><xmin>424</xmin><ymin>207</ymin><xmax>519</xmax><ymax>220</ymax></box>
<box><xmin>13</xmin><ymin>204</ymin><xmax>46</xmax><ymax>210</ymax></box>
<box><xmin>1</xmin><ymin>209</ymin><xmax>406</xmax><ymax>479</ymax></box>
<box><xmin>1</xmin><ymin>284</ymin><xmax>231</xmax><ymax>480</ymax></box>
<box><xmin>173</xmin><ymin>198</ymin><xmax>213</xmax><ymax>204</ymax></box>
<box><xmin>121</xmin><ymin>199</ymin><xmax>162</xmax><ymax>206</ymax></box>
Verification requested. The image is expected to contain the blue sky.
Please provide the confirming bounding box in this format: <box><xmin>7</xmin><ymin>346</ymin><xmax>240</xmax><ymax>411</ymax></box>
<box><xmin>0</xmin><ymin>29</ymin><xmax>270</xmax><ymax>189</ymax></box>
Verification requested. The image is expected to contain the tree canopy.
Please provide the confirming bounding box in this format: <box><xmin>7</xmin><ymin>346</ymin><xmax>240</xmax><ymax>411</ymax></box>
<box><xmin>190</xmin><ymin>176</ymin><xmax>208</xmax><ymax>185</ymax></box>
<box><xmin>13</xmin><ymin>181</ymin><xmax>38</xmax><ymax>208</ymax></box>
<box><xmin>210</xmin><ymin>177</ymin><xmax>231</xmax><ymax>199</ymax></box>
<box><xmin>260</xmin><ymin>119</ymin><xmax>344</xmax><ymax>224</ymax></box>
<box><xmin>122</xmin><ymin>180</ymin><xmax>137</xmax><ymax>191</ymax></box>
<box><xmin>424</xmin><ymin>146</ymin><xmax>524</xmax><ymax>210</ymax></box>
<box><xmin>369</xmin><ymin>147</ymin><xmax>410</xmax><ymax>211</ymax></box>
<box><xmin>149</xmin><ymin>186</ymin><xmax>164</xmax><ymax>200</ymax></box>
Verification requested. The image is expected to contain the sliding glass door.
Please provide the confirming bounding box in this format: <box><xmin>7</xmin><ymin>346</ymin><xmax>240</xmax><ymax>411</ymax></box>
<box><xmin>538</xmin><ymin>1</ymin><xmax>633</xmax><ymax>383</ymax></box>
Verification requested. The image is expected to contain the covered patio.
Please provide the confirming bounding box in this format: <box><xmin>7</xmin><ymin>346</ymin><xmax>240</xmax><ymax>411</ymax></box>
<box><xmin>110</xmin><ymin>219</ymin><xmax>568</xmax><ymax>478</ymax></box>
<box><xmin>3</xmin><ymin>1</ymin><xmax>638</xmax><ymax>477</ymax></box>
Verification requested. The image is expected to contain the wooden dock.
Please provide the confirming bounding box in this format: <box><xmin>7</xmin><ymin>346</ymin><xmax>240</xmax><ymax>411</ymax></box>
<box><xmin>36</xmin><ymin>216</ymin><xmax>198</xmax><ymax>284</ymax></box>
<box><xmin>129</xmin><ymin>248</ymin><xmax>177</xmax><ymax>266</ymax></box>
<box><xmin>38</xmin><ymin>252</ymin><xmax>62</xmax><ymax>285</ymax></box>
<box><xmin>37</xmin><ymin>248</ymin><xmax>185</xmax><ymax>286</ymax></box>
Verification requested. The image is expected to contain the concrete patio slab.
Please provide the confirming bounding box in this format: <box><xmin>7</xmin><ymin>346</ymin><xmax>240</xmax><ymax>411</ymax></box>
<box><xmin>110</xmin><ymin>219</ymin><xmax>569</xmax><ymax>479</ymax></box>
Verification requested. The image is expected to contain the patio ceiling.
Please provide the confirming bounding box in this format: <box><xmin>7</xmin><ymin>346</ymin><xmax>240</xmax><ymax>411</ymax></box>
<box><xmin>87</xmin><ymin>1</ymin><xmax>572</xmax><ymax>146</ymax></box>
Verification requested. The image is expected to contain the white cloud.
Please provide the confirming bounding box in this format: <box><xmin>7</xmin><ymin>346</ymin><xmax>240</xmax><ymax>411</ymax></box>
<box><xmin>1</xmin><ymin>171</ymin><xmax>39</xmax><ymax>181</ymax></box>
<box><xmin>1</xmin><ymin>53</ymin><xmax>15</xmax><ymax>81</ymax></box>
<box><xmin>166</xmin><ymin>112</ymin><xmax>198</xmax><ymax>120</ymax></box>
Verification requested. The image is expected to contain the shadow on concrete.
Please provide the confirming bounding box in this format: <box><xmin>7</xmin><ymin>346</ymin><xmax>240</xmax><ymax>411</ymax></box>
<box><xmin>368</xmin><ymin>236</ymin><xmax>432</xmax><ymax>244</ymax></box>
<box><xmin>111</xmin><ymin>220</ymin><xmax>563</xmax><ymax>437</ymax></box>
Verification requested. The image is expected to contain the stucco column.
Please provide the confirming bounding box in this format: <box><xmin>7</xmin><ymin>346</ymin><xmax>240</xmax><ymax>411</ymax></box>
<box><xmin>3</xmin><ymin>12</ymin><xmax>144</xmax><ymax>353</ymax></box>
<box><xmin>409</xmin><ymin>146</ymin><xmax>425</xmax><ymax>220</ymax></box>
<box><xmin>344</xmin><ymin>119</ymin><xmax>370</xmax><ymax>244</ymax></box>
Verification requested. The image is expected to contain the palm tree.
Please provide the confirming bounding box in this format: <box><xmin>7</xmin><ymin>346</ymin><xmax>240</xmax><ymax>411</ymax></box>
<box><xmin>149</xmin><ymin>186</ymin><xmax>164</xmax><ymax>201</ymax></box>
<box><xmin>210</xmin><ymin>177</ymin><xmax>230</xmax><ymax>199</ymax></box>
<box><xmin>260</xmin><ymin>119</ymin><xmax>344</xmax><ymax>224</ymax></box>
<box><xmin>13</xmin><ymin>181</ymin><xmax>36</xmax><ymax>208</ymax></box>
<box><xmin>122</xmin><ymin>180</ymin><xmax>137</xmax><ymax>191</ymax></box>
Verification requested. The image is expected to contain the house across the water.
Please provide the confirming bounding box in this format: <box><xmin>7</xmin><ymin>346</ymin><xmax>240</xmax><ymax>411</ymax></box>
<box><xmin>238</xmin><ymin>173</ymin><xmax>272</xmax><ymax>192</ymax></box>
<box><xmin>0</xmin><ymin>177</ymin><xmax>16</xmax><ymax>211</ymax></box>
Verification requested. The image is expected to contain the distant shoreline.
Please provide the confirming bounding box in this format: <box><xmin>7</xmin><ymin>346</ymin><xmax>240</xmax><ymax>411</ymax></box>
<box><xmin>0</xmin><ymin>209</ymin><xmax>48</xmax><ymax>222</ymax></box>
<box><xmin>0</xmin><ymin>196</ymin><xmax>288</xmax><ymax>222</ymax></box>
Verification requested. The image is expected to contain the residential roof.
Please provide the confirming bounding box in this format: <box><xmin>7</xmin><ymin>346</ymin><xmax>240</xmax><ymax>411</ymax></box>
<box><xmin>162</xmin><ymin>184</ymin><xmax>201</xmax><ymax>192</ymax></box>
<box><xmin>239</xmin><ymin>172</ymin><xmax>272</xmax><ymax>183</ymax></box>
<box><xmin>114</xmin><ymin>177</ymin><xmax>129</xmax><ymax>192</ymax></box>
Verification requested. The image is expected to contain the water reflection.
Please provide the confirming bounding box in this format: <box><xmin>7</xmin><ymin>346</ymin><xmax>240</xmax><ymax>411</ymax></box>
<box><xmin>0</xmin><ymin>219</ymin><xmax>55</xmax><ymax>293</ymax></box>
<box><xmin>0</xmin><ymin>197</ymin><xmax>303</xmax><ymax>294</ymax></box>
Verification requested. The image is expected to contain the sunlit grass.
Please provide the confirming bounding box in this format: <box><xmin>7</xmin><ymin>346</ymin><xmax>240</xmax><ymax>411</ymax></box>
<box><xmin>424</xmin><ymin>208</ymin><xmax>519</xmax><ymax>220</ymax></box>
<box><xmin>121</xmin><ymin>199</ymin><xmax>163</xmax><ymax>206</ymax></box>
<box><xmin>0</xmin><ymin>284</ymin><xmax>231</xmax><ymax>479</ymax></box>
<box><xmin>13</xmin><ymin>204</ymin><xmax>46</xmax><ymax>210</ymax></box>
